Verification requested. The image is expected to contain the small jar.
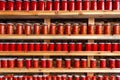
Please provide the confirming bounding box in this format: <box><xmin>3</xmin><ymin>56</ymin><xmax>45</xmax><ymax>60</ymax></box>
<box><xmin>65</xmin><ymin>23</ymin><xmax>71</xmax><ymax>35</ymax></box>
<box><xmin>16</xmin><ymin>23</ymin><xmax>24</xmax><ymax>34</ymax></box>
<box><xmin>7</xmin><ymin>23</ymin><xmax>14</xmax><ymax>34</ymax></box>
<box><xmin>80</xmin><ymin>23</ymin><xmax>87</xmax><ymax>34</ymax></box>
<box><xmin>104</xmin><ymin>23</ymin><xmax>111</xmax><ymax>34</ymax></box>
<box><xmin>15</xmin><ymin>0</ymin><xmax>22</xmax><ymax>10</ymax></box>
<box><xmin>46</xmin><ymin>0</ymin><xmax>52</xmax><ymax>10</ymax></box>
<box><xmin>42</xmin><ymin>23</ymin><xmax>48</xmax><ymax>35</ymax></box>
<box><xmin>23</xmin><ymin>0</ymin><xmax>30</xmax><ymax>11</ymax></box>
<box><xmin>24</xmin><ymin>23</ymin><xmax>32</xmax><ymax>35</ymax></box>
<box><xmin>33</xmin><ymin>23</ymin><xmax>40</xmax><ymax>35</ymax></box>
<box><xmin>7</xmin><ymin>0</ymin><xmax>14</xmax><ymax>11</ymax></box>
<box><xmin>0</xmin><ymin>23</ymin><xmax>6</xmax><ymax>34</ymax></box>
<box><xmin>50</xmin><ymin>23</ymin><xmax>56</xmax><ymax>34</ymax></box>
<box><xmin>57</xmin><ymin>23</ymin><xmax>64</xmax><ymax>34</ymax></box>
<box><xmin>72</xmin><ymin>23</ymin><xmax>79</xmax><ymax>34</ymax></box>
<box><xmin>30</xmin><ymin>0</ymin><xmax>37</xmax><ymax>10</ymax></box>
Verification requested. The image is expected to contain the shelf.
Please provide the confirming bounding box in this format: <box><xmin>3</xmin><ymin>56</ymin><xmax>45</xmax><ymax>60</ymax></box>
<box><xmin>0</xmin><ymin>68</ymin><xmax>119</xmax><ymax>73</ymax></box>
<box><xmin>0</xmin><ymin>11</ymin><xmax>120</xmax><ymax>19</ymax></box>
<box><xmin>0</xmin><ymin>51</ymin><xmax>119</xmax><ymax>56</ymax></box>
<box><xmin>0</xmin><ymin>35</ymin><xmax>119</xmax><ymax>40</ymax></box>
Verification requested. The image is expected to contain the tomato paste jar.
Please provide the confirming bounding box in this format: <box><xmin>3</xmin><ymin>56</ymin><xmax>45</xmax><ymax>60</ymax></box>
<box><xmin>50</xmin><ymin>23</ymin><xmax>56</xmax><ymax>34</ymax></box>
<box><xmin>52</xmin><ymin>76</ymin><xmax>57</xmax><ymax>80</ymax></box>
<box><xmin>90</xmin><ymin>0</ymin><xmax>97</xmax><ymax>10</ymax></box>
<box><xmin>41</xmin><ymin>58</ymin><xmax>46</xmax><ymax>68</ymax></box>
<box><xmin>116</xmin><ymin>76</ymin><xmax>120</xmax><ymax>80</ymax></box>
<box><xmin>0</xmin><ymin>23</ymin><xmax>6</xmax><ymax>34</ymax></box>
<box><xmin>15</xmin><ymin>0</ymin><xmax>22</xmax><ymax>10</ymax></box>
<box><xmin>3</xmin><ymin>42</ymin><xmax>9</xmax><ymax>51</ymax></box>
<box><xmin>105</xmin><ymin>0</ymin><xmax>112</xmax><ymax>10</ymax></box>
<box><xmin>7</xmin><ymin>0</ymin><xmax>14</xmax><ymax>10</ymax></box>
<box><xmin>97</xmin><ymin>0</ymin><xmax>104</xmax><ymax>10</ymax></box>
<box><xmin>28</xmin><ymin>42</ymin><xmax>34</xmax><ymax>51</ymax></box>
<box><xmin>1</xmin><ymin>58</ymin><xmax>8</xmax><ymax>68</ymax></box>
<box><xmin>33</xmin><ymin>23</ymin><xmax>40</xmax><ymax>35</ymax></box>
<box><xmin>69</xmin><ymin>42</ymin><xmax>75</xmax><ymax>51</ymax></box>
<box><xmin>81</xmin><ymin>59</ymin><xmax>87</xmax><ymax>68</ymax></box>
<box><xmin>56</xmin><ymin>42</ymin><xmax>62</xmax><ymax>51</ymax></box>
<box><xmin>53</xmin><ymin>0</ymin><xmax>60</xmax><ymax>11</ymax></box>
<box><xmin>110</xmin><ymin>76</ymin><xmax>115</xmax><ymax>80</ymax></box>
<box><xmin>88</xmin><ymin>24</ymin><xmax>94</xmax><ymax>34</ymax></box>
<box><xmin>62</xmin><ymin>75</ymin><xmax>67</xmax><ymax>80</ymax></box>
<box><xmin>38</xmin><ymin>0</ymin><xmax>45</xmax><ymax>10</ymax></box>
<box><xmin>75</xmin><ymin>0</ymin><xmax>82</xmax><ymax>10</ymax></box>
<box><xmin>0</xmin><ymin>0</ymin><xmax>6</xmax><ymax>11</ymax></box>
<box><xmin>68</xmin><ymin>0</ymin><xmax>75</xmax><ymax>11</ymax></box>
<box><xmin>46</xmin><ymin>0</ymin><xmax>52</xmax><ymax>10</ymax></box>
<box><xmin>26</xmin><ymin>58</ymin><xmax>32</xmax><ymax>68</ymax></box>
<box><xmin>116</xmin><ymin>59</ymin><xmax>120</xmax><ymax>68</ymax></box>
<box><xmin>104</xmin><ymin>23</ymin><xmax>111</xmax><ymax>34</ymax></box>
<box><xmin>75</xmin><ymin>75</ymin><xmax>80</xmax><ymax>80</ymax></box>
<box><xmin>65</xmin><ymin>58</ymin><xmax>71</xmax><ymax>68</ymax></box>
<box><xmin>100</xmin><ymin>59</ymin><xmax>106</xmax><ymax>68</ymax></box>
<box><xmin>90</xmin><ymin>59</ymin><xmax>96</xmax><ymax>68</ymax></box>
<box><xmin>92</xmin><ymin>43</ymin><xmax>98</xmax><ymax>51</ymax></box>
<box><xmin>24</xmin><ymin>23</ymin><xmax>32</xmax><ymax>35</ymax></box>
<box><xmin>48</xmin><ymin>42</ymin><xmax>55</xmax><ymax>51</ymax></box>
<box><xmin>95</xmin><ymin>23</ymin><xmax>103</xmax><ymax>34</ymax></box>
<box><xmin>81</xmin><ymin>75</ymin><xmax>86</xmax><ymax>80</ymax></box>
<box><xmin>0</xmin><ymin>43</ymin><xmax>3</xmax><ymax>51</ymax></box>
<box><xmin>33</xmin><ymin>58</ymin><xmax>39</xmax><ymax>68</ymax></box>
<box><xmin>38</xmin><ymin>75</ymin><xmax>42</xmax><ymax>80</ymax></box>
<box><xmin>68</xmin><ymin>75</ymin><xmax>72</xmax><ymax>80</ymax></box>
<box><xmin>65</xmin><ymin>23</ymin><xmax>71</xmax><ymax>35</ymax></box>
<box><xmin>86</xmin><ymin>76</ymin><xmax>91</xmax><ymax>80</ymax></box>
<box><xmin>33</xmin><ymin>75</ymin><xmax>38</xmax><ymax>80</ymax></box>
<box><xmin>16</xmin><ymin>23</ymin><xmax>23</xmax><ymax>34</ymax></box>
<box><xmin>47</xmin><ymin>58</ymin><xmax>53</xmax><ymax>68</ymax></box>
<box><xmin>74</xmin><ymin>58</ymin><xmax>80</xmax><ymax>68</ymax></box>
<box><xmin>9</xmin><ymin>42</ymin><xmax>16</xmax><ymax>51</ymax></box>
<box><xmin>92</xmin><ymin>76</ymin><xmax>96</xmax><ymax>80</ymax></box>
<box><xmin>80</xmin><ymin>23</ymin><xmax>87</xmax><ymax>34</ymax></box>
<box><xmin>30</xmin><ymin>0</ymin><xmax>37</xmax><ymax>10</ymax></box>
<box><xmin>113</xmin><ymin>23</ymin><xmax>120</xmax><ymax>34</ymax></box>
<box><xmin>14</xmin><ymin>76</ymin><xmax>18</xmax><ymax>80</ymax></box>
<box><xmin>98</xmin><ymin>43</ymin><xmax>105</xmax><ymax>51</ymax></box>
<box><xmin>18</xmin><ymin>76</ymin><xmax>23</xmax><ymax>80</ymax></box>
<box><xmin>113</xmin><ymin>0</ymin><xmax>120</xmax><ymax>10</ymax></box>
<box><xmin>56</xmin><ymin>58</ymin><xmax>62</xmax><ymax>68</ymax></box>
<box><xmin>16</xmin><ymin>42</ymin><xmax>22</xmax><ymax>51</ymax></box>
<box><xmin>41</xmin><ymin>42</ymin><xmax>47</xmax><ymax>51</ymax></box>
<box><xmin>103</xmin><ymin>76</ymin><xmax>109</xmax><ymax>80</ymax></box>
<box><xmin>23</xmin><ymin>0</ymin><xmax>30</xmax><ymax>11</ymax></box>
<box><xmin>57</xmin><ymin>75</ymin><xmax>62</xmax><ymax>80</ymax></box>
<box><xmin>61</xmin><ymin>0</ymin><xmax>67</xmax><ymax>11</ymax></box>
<box><xmin>62</xmin><ymin>42</ymin><xmax>68</xmax><ymax>51</ymax></box>
<box><xmin>105</xmin><ymin>43</ymin><xmax>111</xmax><ymax>51</ymax></box>
<box><xmin>76</xmin><ymin>42</ymin><xmax>82</xmax><ymax>51</ymax></box>
<box><xmin>112</xmin><ymin>43</ymin><xmax>118</xmax><ymax>51</ymax></box>
<box><xmin>8</xmin><ymin>58</ymin><xmax>15</xmax><ymax>68</ymax></box>
<box><xmin>72</xmin><ymin>23</ymin><xmax>79</xmax><ymax>34</ymax></box>
<box><xmin>42</xmin><ymin>23</ymin><xmax>48</xmax><ymax>34</ymax></box>
<box><xmin>57</xmin><ymin>23</ymin><xmax>64</xmax><ymax>34</ymax></box>
<box><xmin>86</xmin><ymin>43</ymin><xmax>92</xmax><ymax>51</ymax></box>
<box><xmin>22</xmin><ymin>42</ymin><xmax>28</xmax><ymax>51</ymax></box>
<box><xmin>7</xmin><ymin>23</ymin><xmax>14</xmax><ymax>34</ymax></box>
<box><xmin>17</xmin><ymin>58</ymin><xmax>24</xmax><ymax>68</ymax></box>
<box><xmin>83</xmin><ymin>0</ymin><xmax>90</xmax><ymax>10</ymax></box>
<box><xmin>109</xmin><ymin>59</ymin><xmax>115</xmax><ymax>68</ymax></box>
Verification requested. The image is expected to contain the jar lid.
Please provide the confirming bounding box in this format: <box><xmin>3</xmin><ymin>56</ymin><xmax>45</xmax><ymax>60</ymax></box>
<box><xmin>17</xmin><ymin>58</ymin><xmax>24</xmax><ymax>60</ymax></box>
<box><xmin>49</xmin><ymin>42</ymin><xmax>54</xmax><ymax>44</ymax></box>
<box><xmin>63</xmin><ymin>42</ymin><xmax>68</xmax><ymax>44</ymax></box>
<box><xmin>14</xmin><ymin>76</ymin><xmax>18</xmax><ymax>78</ymax></box>
<box><xmin>58</xmin><ymin>23</ymin><xmax>64</xmax><ymax>25</ymax></box>
<box><xmin>57</xmin><ymin>75</ymin><xmax>62</xmax><ymax>77</ymax></box>
<box><xmin>81</xmin><ymin>59</ymin><xmax>87</xmax><ymax>60</ymax></box>
<box><xmin>19</xmin><ymin>76</ymin><xmax>23</xmax><ymax>77</ymax></box>
<box><xmin>56</xmin><ymin>58</ymin><xmax>62</xmax><ymax>60</ymax></box>
<box><xmin>65</xmin><ymin>23</ymin><xmax>71</xmax><ymax>25</ymax></box>
<box><xmin>56</xmin><ymin>42</ymin><xmax>61</xmax><ymax>44</ymax></box>
<box><xmin>86</xmin><ymin>43</ymin><xmax>92</xmax><ymax>44</ymax></box>
<box><xmin>41</xmin><ymin>42</ymin><xmax>47</xmax><ymax>44</ymax></box>
<box><xmin>23</xmin><ymin>0</ymin><xmax>30</xmax><ymax>1</ymax></box>
<box><xmin>47</xmin><ymin>58</ymin><xmax>53</xmax><ymax>60</ymax></box>
<box><xmin>43</xmin><ymin>75</ymin><xmax>48</xmax><ymax>77</ymax></box>
<box><xmin>16</xmin><ymin>42</ymin><xmax>22</xmax><ymax>44</ymax></box>
<box><xmin>81</xmin><ymin>23</ymin><xmax>87</xmax><ymax>25</ymax></box>
<box><xmin>8</xmin><ymin>58</ymin><xmax>15</xmax><ymax>60</ymax></box>
<box><xmin>93</xmin><ymin>43</ymin><xmax>97</xmax><ymax>44</ymax></box>
<box><xmin>90</xmin><ymin>59</ymin><xmax>96</xmax><ymax>61</ymax></box>
<box><xmin>33</xmin><ymin>58</ymin><xmax>39</xmax><ymax>60</ymax></box>
<box><xmin>109</xmin><ymin>59</ymin><xmax>115</xmax><ymax>60</ymax></box>
<box><xmin>114</xmin><ymin>23</ymin><xmax>119</xmax><ymax>26</ymax></box>
<box><xmin>116</xmin><ymin>59</ymin><xmax>120</xmax><ymax>60</ymax></box>
<box><xmin>75</xmin><ymin>75</ymin><xmax>80</xmax><ymax>77</ymax></box>
<box><xmin>16</xmin><ymin>0</ymin><xmax>22</xmax><ymax>1</ymax></box>
<box><xmin>99</xmin><ymin>43</ymin><xmax>105</xmax><ymax>44</ymax></box>
<box><xmin>0</xmin><ymin>76</ymin><xmax>4</xmax><ymax>78</ymax></box>
<box><xmin>33</xmin><ymin>75</ymin><xmax>38</xmax><ymax>77</ymax></box>
<box><xmin>106</xmin><ymin>43</ymin><xmax>111</xmax><ymax>44</ymax></box>
<box><xmin>116</xmin><ymin>75</ymin><xmax>120</xmax><ymax>77</ymax></box>
<box><xmin>76</xmin><ymin>42</ymin><xmax>82</xmax><ymax>44</ymax></box>
<box><xmin>65</xmin><ymin>58</ymin><xmax>71</xmax><ymax>60</ymax></box>
<box><xmin>42</xmin><ymin>23</ymin><xmax>48</xmax><ymax>25</ymax></box>
<box><xmin>41</xmin><ymin>58</ymin><xmax>46</xmax><ymax>60</ymax></box>
<box><xmin>7</xmin><ymin>23</ymin><xmax>14</xmax><ymax>25</ymax></box>
<box><xmin>62</xmin><ymin>74</ymin><xmax>67</xmax><ymax>77</ymax></box>
<box><xmin>69</xmin><ymin>42</ymin><xmax>75</xmax><ymax>44</ymax></box>
<box><xmin>81</xmin><ymin>75</ymin><xmax>86</xmax><ymax>77</ymax></box>
<box><xmin>16</xmin><ymin>23</ymin><xmax>23</xmax><ymax>25</ymax></box>
<box><xmin>0</xmin><ymin>23</ymin><xmax>5</xmax><ymax>25</ymax></box>
<box><xmin>34</xmin><ymin>23</ymin><xmax>40</xmax><ymax>25</ymax></box>
<box><xmin>68</xmin><ymin>75</ymin><xmax>72</xmax><ymax>77</ymax></box>
<box><xmin>74</xmin><ymin>58</ymin><xmax>80</xmax><ymax>60</ymax></box>
<box><xmin>104</xmin><ymin>23</ymin><xmax>111</xmax><ymax>25</ymax></box>
<box><xmin>112</xmin><ymin>43</ymin><xmax>118</xmax><ymax>44</ymax></box>
<box><xmin>100</xmin><ymin>59</ymin><xmax>106</xmax><ymax>60</ymax></box>
<box><xmin>34</xmin><ymin>42</ymin><xmax>40</xmax><ymax>44</ymax></box>
<box><xmin>38</xmin><ymin>75</ymin><xmax>42</xmax><ymax>77</ymax></box>
<box><xmin>50</xmin><ymin>23</ymin><xmax>56</xmax><ymax>25</ymax></box>
<box><xmin>98</xmin><ymin>75</ymin><xmax>103</xmax><ymax>77</ymax></box>
<box><xmin>26</xmin><ymin>58</ymin><xmax>32</xmax><ymax>60</ymax></box>
<box><xmin>10</xmin><ymin>42</ymin><xmax>16</xmax><ymax>44</ymax></box>
<box><xmin>25</xmin><ymin>23</ymin><xmax>31</xmax><ymax>25</ymax></box>
<box><xmin>23</xmin><ymin>42</ymin><xmax>28</xmax><ymax>44</ymax></box>
<box><xmin>95</xmin><ymin>23</ymin><xmax>103</xmax><ymax>25</ymax></box>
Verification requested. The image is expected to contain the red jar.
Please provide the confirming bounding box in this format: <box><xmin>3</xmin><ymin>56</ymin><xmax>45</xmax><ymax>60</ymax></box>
<box><xmin>105</xmin><ymin>0</ymin><xmax>112</xmax><ymax>10</ymax></box>
<box><xmin>0</xmin><ymin>0</ymin><xmax>6</xmax><ymax>11</ymax></box>
<box><xmin>68</xmin><ymin>75</ymin><xmax>72</xmax><ymax>80</ymax></box>
<box><xmin>98</xmin><ymin>43</ymin><xmax>105</xmax><ymax>51</ymax></box>
<box><xmin>113</xmin><ymin>0</ymin><xmax>120</xmax><ymax>10</ymax></box>
<box><xmin>110</xmin><ymin>76</ymin><xmax>115</xmax><ymax>80</ymax></box>
<box><xmin>57</xmin><ymin>75</ymin><xmax>62</xmax><ymax>80</ymax></box>
<box><xmin>53</xmin><ymin>0</ymin><xmax>60</xmax><ymax>11</ymax></box>
<box><xmin>0</xmin><ymin>43</ymin><xmax>3</xmax><ymax>51</ymax></box>
<box><xmin>104</xmin><ymin>23</ymin><xmax>111</xmax><ymax>34</ymax></box>
<box><xmin>105</xmin><ymin>43</ymin><xmax>111</xmax><ymax>51</ymax></box>
<box><xmin>112</xmin><ymin>43</ymin><xmax>118</xmax><ymax>51</ymax></box>
<box><xmin>68</xmin><ymin>0</ymin><xmax>75</xmax><ymax>11</ymax></box>
<box><xmin>81</xmin><ymin>59</ymin><xmax>87</xmax><ymax>68</ymax></box>
<box><xmin>69</xmin><ymin>42</ymin><xmax>75</xmax><ymax>51</ymax></box>
<box><xmin>56</xmin><ymin>58</ymin><xmax>62</xmax><ymax>68</ymax></box>
<box><xmin>41</xmin><ymin>58</ymin><xmax>46</xmax><ymax>68</ymax></box>
<box><xmin>34</xmin><ymin>42</ymin><xmax>41</xmax><ymax>51</ymax></box>
<box><xmin>103</xmin><ymin>76</ymin><xmax>109</xmax><ymax>80</ymax></box>
<box><xmin>42</xmin><ymin>23</ymin><xmax>48</xmax><ymax>34</ymax></box>
<box><xmin>48</xmin><ymin>43</ymin><xmax>54</xmax><ymax>51</ymax></box>
<box><xmin>17</xmin><ymin>58</ymin><xmax>24</xmax><ymax>68</ymax></box>
<box><xmin>15</xmin><ymin>0</ymin><xmax>22</xmax><ymax>10</ymax></box>
<box><xmin>65</xmin><ymin>58</ymin><xmax>71</xmax><ymax>68</ymax></box>
<box><xmin>97</xmin><ymin>0</ymin><xmax>105</xmax><ymax>10</ymax></box>
<box><xmin>61</xmin><ymin>0</ymin><xmax>67</xmax><ymax>10</ymax></box>
<box><xmin>52</xmin><ymin>76</ymin><xmax>57</xmax><ymax>80</ymax></box>
<box><xmin>75</xmin><ymin>75</ymin><xmax>80</xmax><ymax>80</ymax></box>
<box><xmin>28</xmin><ymin>42</ymin><xmax>34</xmax><ymax>51</ymax></box>
<box><xmin>76</xmin><ymin>42</ymin><xmax>82</xmax><ymax>51</ymax></box>
<box><xmin>16</xmin><ymin>23</ymin><xmax>23</xmax><ymax>34</ymax></box>
<box><xmin>28</xmin><ymin>76</ymin><xmax>33</xmax><ymax>80</ymax></box>
<box><xmin>24</xmin><ymin>23</ymin><xmax>32</xmax><ymax>35</ymax></box>
<box><xmin>16</xmin><ymin>42</ymin><xmax>22</xmax><ymax>51</ymax></box>
<box><xmin>88</xmin><ymin>24</ymin><xmax>94</xmax><ymax>34</ymax></box>
<box><xmin>75</xmin><ymin>0</ymin><xmax>82</xmax><ymax>10</ymax></box>
<box><xmin>95</xmin><ymin>23</ymin><xmax>103</xmax><ymax>34</ymax></box>
<box><xmin>62</xmin><ymin>75</ymin><xmax>67</xmax><ymax>80</ymax></box>
<box><xmin>90</xmin><ymin>0</ymin><xmax>97</xmax><ymax>10</ymax></box>
<box><xmin>86</xmin><ymin>76</ymin><xmax>91</xmax><ymax>80</ymax></box>
<box><xmin>26</xmin><ymin>58</ymin><xmax>32</xmax><ymax>68</ymax></box>
<box><xmin>41</xmin><ymin>42</ymin><xmax>47</xmax><ymax>51</ymax></box>
<box><xmin>109</xmin><ymin>59</ymin><xmax>115</xmax><ymax>68</ymax></box>
<box><xmin>1</xmin><ymin>58</ymin><xmax>8</xmax><ymax>68</ymax></box>
<box><xmin>7</xmin><ymin>0</ymin><xmax>14</xmax><ymax>10</ymax></box>
<box><xmin>22</xmin><ymin>42</ymin><xmax>28</xmax><ymax>51</ymax></box>
<box><xmin>38</xmin><ymin>0</ymin><xmax>45</xmax><ymax>10</ymax></box>
<box><xmin>80</xmin><ymin>23</ymin><xmax>87</xmax><ymax>34</ymax></box>
<box><xmin>18</xmin><ymin>76</ymin><xmax>23</xmax><ymax>80</ymax></box>
<box><xmin>38</xmin><ymin>75</ymin><xmax>42</xmax><ymax>80</ymax></box>
<box><xmin>86</xmin><ymin>43</ymin><xmax>92</xmax><ymax>51</ymax></box>
<box><xmin>83</xmin><ymin>0</ymin><xmax>90</xmax><ymax>10</ymax></box>
<box><xmin>57</xmin><ymin>23</ymin><xmax>64</xmax><ymax>34</ymax></box>
<box><xmin>3</xmin><ymin>42</ymin><xmax>9</xmax><ymax>51</ymax></box>
<box><xmin>30</xmin><ymin>0</ymin><xmax>37</xmax><ymax>10</ymax></box>
<box><xmin>8</xmin><ymin>58</ymin><xmax>15</xmax><ymax>68</ymax></box>
<box><xmin>47</xmin><ymin>76</ymin><xmax>52</xmax><ymax>80</ymax></box>
<box><xmin>92</xmin><ymin>43</ymin><xmax>98</xmax><ymax>51</ymax></box>
<box><xmin>46</xmin><ymin>0</ymin><xmax>52</xmax><ymax>10</ymax></box>
<box><xmin>47</xmin><ymin>58</ymin><xmax>53</xmax><ymax>68</ymax></box>
<box><xmin>98</xmin><ymin>75</ymin><xmax>103</xmax><ymax>80</ymax></box>
<box><xmin>33</xmin><ymin>58</ymin><xmax>39</xmax><ymax>68</ymax></box>
<box><xmin>7</xmin><ymin>23</ymin><xmax>14</xmax><ymax>34</ymax></box>
<box><xmin>14</xmin><ymin>76</ymin><xmax>18</xmax><ymax>80</ymax></box>
<box><xmin>81</xmin><ymin>75</ymin><xmax>86</xmax><ymax>80</ymax></box>
<box><xmin>0</xmin><ymin>23</ymin><xmax>6</xmax><ymax>34</ymax></box>
<box><xmin>23</xmin><ymin>0</ymin><xmax>30</xmax><ymax>11</ymax></box>
<box><xmin>23</xmin><ymin>76</ymin><xmax>27</xmax><ymax>80</ymax></box>
<box><xmin>56</xmin><ymin>42</ymin><xmax>62</xmax><ymax>51</ymax></box>
<box><xmin>90</xmin><ymin>59</ymin><xmax>96</xmax><ymax>68</ymax></box>
<box><xmin>116</xmin><ymin>76</ymin><xmax>120</xmax><ymax>80</ymax></box>
<box><xmin>92</xmin><ymin>76</ymin><xmax>96</xmax><ymax>80</ymax></box>
<box><xmin>100</xmin><ymin>59</ymin><xmax>106</xmax><ymax>68</ymax></box>
<box><xmin>62</xmin><ymin>42</ymin><xmax>68</xmax><ymax>51</ymax></box>
<box><xmin>74</xmin><ymin>58</ymin><xmax>80</xmax><ymax>68</ymax></box>
<box><xmin>33</xmin><ymin>75</ymin><xmax>38</xmax><ymax>80</ymax></box>
<box><xmin>50</xmin><ymin>23</ymin><xmax>56</xmax><ymax>34</ymax></box>
<box><xmin>72</xmin><ymin>23</ymin><xmax>79</xmax><ymax>34</ymax></box>
<box><xmin>113</xmin><ymin>23</ymin><xmax>120</xmax><ymax>34</ymax></box>
<box><xmin>9</xmin><ymin>42</ymin><xmax>16</xmax><ymax>51</ymax></box>
<box><xmin>65</xmin><ymin>23</ymin><xmax>71</xmax><ymax>35</ymax></box>
<box><xmin>116</xmin><ymin>59</ymin><xmax>120</xmax><ymax>68</ymax></box>
<box><xmin>33</xmin><ymin>23</ymin><xmax>40</xmax><ymax>35</ymax></box>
